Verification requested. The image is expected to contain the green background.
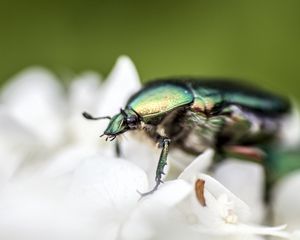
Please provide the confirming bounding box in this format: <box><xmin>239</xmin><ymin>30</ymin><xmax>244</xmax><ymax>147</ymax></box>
<box><xmin>1</xmin><ymin>0</ymin><xmax>299</xmax><ymax>101</ymax></box>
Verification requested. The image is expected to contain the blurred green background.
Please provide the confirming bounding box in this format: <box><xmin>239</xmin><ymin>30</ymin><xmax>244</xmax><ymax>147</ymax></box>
<box><xmin>1</xmin><ymin>0</ymin><xmax>299</xmax><ymax>100</ymax></box>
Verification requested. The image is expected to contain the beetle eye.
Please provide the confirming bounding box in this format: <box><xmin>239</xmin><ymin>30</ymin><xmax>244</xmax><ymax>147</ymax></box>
<box><xmin>126</xmin><ymin>115</ymin><xmax>138</xmax><ymax>128</ymax></box>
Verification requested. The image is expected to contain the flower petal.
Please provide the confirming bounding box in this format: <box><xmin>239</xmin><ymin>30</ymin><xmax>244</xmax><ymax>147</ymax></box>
<box><xmin>0</xmin><ymin>174</ymin><xmax>101</xmax><ymax>240</ymax></box>
<box><xmin>96</xmin><ymin>55</ymin><xmax>141</xmax><ymax>117</ymax></box>
<box><xmin>40</xmin><ymin>144</ymin><xmax>105</xmax><ymax>180</ymax></box>
<box><xmin>198</xmin><ymin>173</ymin><xmax>251</xmax><ymax>222</ymax></box>
<box><xmin>120</xmin><ymin>180</ymin><xmax>192</xmax><ymax>240</ymax></box>
<box><xmin>67</xmin><ymin>156</ymin><xmax>149</xmax><ymax>239</ymax></box>
<box><xmin>120</xmin><ymin>134</ymin><xmax>160</xmax><ymax>186</ymax></box>
<box><xmin>291</xmin><ymin>230</ymin><xmax>300</xmax><ymax>240</ymax></box>
<box><xmin>167</xmin><ymin>149</ymin><xmax>199</xmax><ymax>180</ymax></box>
<box><xmin>0</xmin><ymin>109</ymin><xmax>42</xmax><ymax>187</ymax></box>
<box><xmin>178</xmin><ymin>149</ymin><xmax>214</xmax><ymax>181</ymax></box>
<box><xmin>68</xmin><ymin>156</ymin><xmax>148</xmax><ymax>211</ymax></box>
<box><xmin>273</xmin><ymin>170</ymin><xmax>300</xmax><ymax>231</ymax></box>
<box><xmin>213</xmin><ymin>159</ymin><xmax>265</xmax><ymax>223</ymax></box>
<box><xmin>142</xmin><ymin>180</ymin><xmax>192</xmax><ymax>207</ymax></box>
<box><xmin>191</xmin><ymin>223</ymin><xmax>289</xmax><ymax>239</ymax></box>
<box><xmin>177</xmin><ymin>173</ymin><xmax>251</xmax><ymax>229</ymax></box>
<box><xmin>68</xmin><ymin>71</ymin><xmax>102</xmax><ymax>114</ymax></box>
<box><xmin>1</xmin><ymin>67</ymin><xmax>66</xmax><ymax>148</ymax></box>
<box><xmin>279</xmin><ymin>104</ymin><xmax>300</xmax><ymax>150</ymax></box>
<box><xmin>67</xmin><ymin>72</ymin><xmax>106</xmax><ymax>147</ymax></box>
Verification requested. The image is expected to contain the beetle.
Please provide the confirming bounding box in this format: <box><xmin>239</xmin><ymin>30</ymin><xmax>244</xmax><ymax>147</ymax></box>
<box><xmin>83</xmin><ymin>78</ymin><xmax>290</xmax><ymax>196</ymax></box>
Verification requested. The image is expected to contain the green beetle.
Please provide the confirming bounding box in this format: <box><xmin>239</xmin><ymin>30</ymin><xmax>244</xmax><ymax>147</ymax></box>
<box><xmin>83</xmin><ymin>78</ymin><xmax>291</xmax><ymax>196</ymax></box>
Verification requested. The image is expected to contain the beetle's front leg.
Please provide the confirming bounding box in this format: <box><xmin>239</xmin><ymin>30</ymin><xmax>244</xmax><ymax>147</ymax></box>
<box><xmin>115</xmin><ymin>140</ymin><xmax>121</xmax><ymax>157</ymax></box>
<box><xmin>139</xmin><ymin>137</ymin><xmax>171</xmax><ymax>197</ymax></box>
<box><xmin>156</xmin><ymin>137</ymin><xmax>171</xmax><ymax>183</ymax></box>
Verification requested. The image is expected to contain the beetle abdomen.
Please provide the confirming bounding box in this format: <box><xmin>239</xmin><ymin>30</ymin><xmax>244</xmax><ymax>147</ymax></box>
<box><xmin>187</xmin><ymin>79</ymin><xmax>290</xmax><ymax>116</ymax></box>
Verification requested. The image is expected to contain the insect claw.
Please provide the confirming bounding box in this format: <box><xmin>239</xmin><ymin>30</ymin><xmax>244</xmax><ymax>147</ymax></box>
<box><xmin>136</xmin><ymin>189</ymin><xmax>143</xmax><ymax>196</ymax></box>
<box><xmin>100</xmin><ymin>133</ymin><xmax>105</xmax><ymax>138</ymax></box>
<box><xmin>137</xmin><ymin>189</ymin><xmax>155</xmax><ymax>198</ymax></box>
<box><xmin>136</xmin><ymin>189</ymin><xmax>149</xmax><ymax>199</ymax></box>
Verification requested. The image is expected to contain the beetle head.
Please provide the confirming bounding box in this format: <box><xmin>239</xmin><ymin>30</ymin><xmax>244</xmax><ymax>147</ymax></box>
<box><xmin>103</xmin><ymin>108</ymin><xmax>140</xmax><ymax>140</ymax></box>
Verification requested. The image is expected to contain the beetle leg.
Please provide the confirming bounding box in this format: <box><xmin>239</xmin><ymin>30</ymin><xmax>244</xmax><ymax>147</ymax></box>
<box><xmin>115</xmin><ymin>140</ymin><xmax>121</xmax><ymax>157</ymax></box>
<box><xmin>138</xmin><ymin>138</ymin><xmax>171</xmax><ymax>197</ymax></box>
<box><xmin>223</xmin><ymin>145</ymin><xmax>266</xmax><ymax>163</ymax></box>
<box><xmin>156</xmin><ymin>138</ymin><xmax>170</xmax><ymax>180</ymax></box>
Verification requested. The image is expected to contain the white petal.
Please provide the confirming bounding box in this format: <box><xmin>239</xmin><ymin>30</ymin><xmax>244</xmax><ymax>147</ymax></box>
<box><xmin>67</xmin><ymin>72</ymin><xmax>107</xmax><ymax>147</ymax></box>
<box><xmin>178</xmin><ymin>173</ymin><xmax>251</xmax><ymax>229</ymax></box>
<box><xmin>68</xmin><ymin>71</ymin><xmax>102</xmax><ymax>114</ymax></box>
<box><xmin>96</xmin><ymin>55</ymin><xmax>141</xmax><ymax>117</ymax></box>
<box><xmin>142</xmin><ymin>180</ymin><xmax>192</xmax><ymax>207</ymax></box>
<box><xmin>0</xmin><ymin>173</ymin><xmax>102</xmax><ymax>240</ymax></box>
<box><xmin>279</xmin><ymin>104</ymin><xmax>300</xmax><ymax>150</ymax></box>
<box><xmin>178</xmin><ymin>149</ymin><xmax>214</xmax><ymax>181</ymax></box>
<box><xmin>67</xmin><ymin>156</ymin><xmax>149</xmax><ymax>239</ymax></box>
<box><xmin>198</xmin><ymin>173</ymin><xmax>251</xmax><ymax>222</ymax></box>
<box><xmin>273</xmin><ymin>170</ymin><xmax>300</xmax><ymax>231</ymax></box>
<box><xmin>191</xmin><ymin>223</ymin><xmax>289</xmax><ymax>239</ymax></box>
<box><xmin>120</xmin><ymin>134</ymin><xmax>160</xmax><ymax>186</ymax></box>
<box><xmin>120</xmin><ymin>180</ymin><xmax>192</xmax><ymax>240</ymax></box>
<box><xmin>213</xmin><ymin>160</ymin><xmax>265</xmax><ymax>223</ymax></box>
<box><xmin>168</xmin><ymin>148</ymin><xmax>199</xmax><ymax>179</ymax></box>
<box><xmin>1</xmin><ymin>67</ymin><xmax>66</xmax><ymax>148</ymax></box>
<box><xmin>229</xmin><ymin>224</ymin><xmax>289</xmax><ymax>238</ymax></box>
<box><xmin>0</xmin><ymin>109</ymin><xmax>41</xmax><ymax>187</ymax></box>
<box><xmin>69</xmin><ymin>156</ymin><xmax>148</xmax><ymax>211</ymax></box>
<box><xmin>40</xmin><ymin>144</ymin><xmax>106</xmax><ymax>180</ymax></box>
<box><xmin>67</xmin><ymin>112</ymin><xmax>111</xmax><ymax>149</ymax></box>
<box><xmin>291</xmin><ymin>231</ymin><xmax>300</xmax><ymax>240</ymax></box>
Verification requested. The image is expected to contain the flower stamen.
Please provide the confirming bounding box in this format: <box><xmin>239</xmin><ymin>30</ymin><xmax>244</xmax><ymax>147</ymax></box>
<box><xmin>195</xmin><ymin>179</ymin><xmax>206</xmax><ymax>207</ymax></box>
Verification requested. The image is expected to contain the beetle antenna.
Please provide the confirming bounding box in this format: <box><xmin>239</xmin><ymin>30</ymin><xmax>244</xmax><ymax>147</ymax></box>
<box><xmin>82</xmin><ymin>112</ymin><xmax>111</xmax><ymax>120</ymax></box>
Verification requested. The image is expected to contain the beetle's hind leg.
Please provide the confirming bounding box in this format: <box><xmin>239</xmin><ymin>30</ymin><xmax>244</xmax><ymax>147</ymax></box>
<box><xmin>138</xmin><ymin>138</ymin><xmax>171</xmax><ymax>197</ymax></box>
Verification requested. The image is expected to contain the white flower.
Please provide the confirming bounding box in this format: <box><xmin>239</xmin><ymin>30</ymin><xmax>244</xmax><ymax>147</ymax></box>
<box><xmin>0</xmin><ymin>56</ymin><xmax>146</xmax><ymax>240</ymax></box>
<box><xmin>0</xmin><ymin>56</ymin><xmax>141</xmax><ymax>179</ymax></box>
<box><xmin>178</xmin><ymin>151</ymin><xmax>251</xmax><ymax>228</ymax></box>
<box><xmin>1</xmin><ymin>68</ymin><xmax>67</xmax><ymax>149</ymax></box>
<box><xmin>279</xmin><ymin>105</ymin><xmax>300</xmax><ymax>150</ymax></box>
<box><xmin>119</xmin><ymin>150</ymin><xmax>289</xmax><ymax>240</ymax></box>
<box><xmin>177</xmin><ymin>150</ymin><xmax>289</xmax><ymax>239</ymax></box>
<box><xmin>213</xmin><ymin>160</ymin><xmax>266</xmax><ymax>223</ymax></box>
<box><xmin>0</xmin><ymin>56</ymin><xmax>295</xmax><ymax>240</ymax></box>
<box><xmin>291</xmin><ymin>231</ymin><xmax>300</xmax><ymax>240</ymax></box>
<box><xmin>273</xmin><ymin>170</ymin><xmax>300</xmax><ymax>231</ymax></box>
<box><xmin>0</xmin><ymin>110</ymin><xmax>41</xmax><ymax>187</ymax></box>
<box><xmin>0</xmin><ymin>155</ymin><xmax>149</xmax><ymax>240</ymax></box>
